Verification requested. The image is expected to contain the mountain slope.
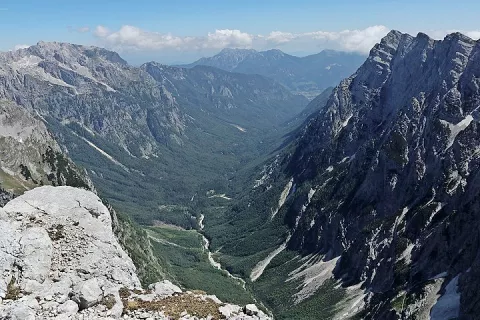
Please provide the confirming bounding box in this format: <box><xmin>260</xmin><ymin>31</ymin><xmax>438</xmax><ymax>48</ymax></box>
<box><xmin>0</xmin><ymin>42</ymin><xmax>307</xmax><ymax>226</ymax></box>
<box><xmin>183</xmin><ymin>48</ymin><xmax>365</xmax><ymax>99</ymax></box>
<box><xmin>0</xmin><ymin>99</ymin><xmax>92</xmax><ymax>193</ymax></box>
<box><xmin>0</xmin><ymin>98</ymin><xmax>168</xmax><ymax>289</ymax></box>
<box><xmin>142</xmin><ymin>63</ymin><xmax>307</xmax><ymax>128</ymax></box>
<box><xmin>206</xmin><ymin>31</ymin><xmax>480</xmax><ymax>319</ymax></box>
<box><xmin>0</xmin><ymin>87</ymin><xmax>259</xmax><ymax>306</ymax></box>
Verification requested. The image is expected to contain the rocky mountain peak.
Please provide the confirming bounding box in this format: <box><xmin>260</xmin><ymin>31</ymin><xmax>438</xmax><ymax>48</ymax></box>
<box><xmin>262</xmin><ymin>49</ymin><xmax>286</xmax><ymax>59</ymax></box>
<box><xmin>219</xmin><ymin>47</ymin><xmax>257</xmax><ymax>55</ymax></box>
<box><xmin>27</xmin><ymin>41</ymin><xmax>128</xmax><ymax>66</ymax></box>
<box><xmin>225</xmin><ymin>30</ymin><xmax>480</xmax><ymax>318</ymax></box>
<box><xmin>271</xmin><ymin>29</ymin><xmax>480</xmax><ymax>317</ymax></box>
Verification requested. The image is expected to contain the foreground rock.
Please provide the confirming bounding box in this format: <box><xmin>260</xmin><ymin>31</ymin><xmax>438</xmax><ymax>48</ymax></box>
<box><xmin>0</xmin><ymin>186</ymin><xmax>270</xmax><ymax>319</ymax></box>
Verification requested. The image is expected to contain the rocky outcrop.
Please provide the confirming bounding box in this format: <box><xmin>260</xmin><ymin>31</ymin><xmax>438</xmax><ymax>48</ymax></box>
<box><xmin>0</xmin><ymin>186</ymin><xmax>140</xmax><ymax>319</ymax></box>
<box><xmin>0</xmin><ymin>188</ymin><xmax>13</xmax><ymax>207</ymax></box>
<box><xmin>0</xmin><ymin>186</ymin><xmax>270</xmax><ymax>319</ymax></box>
<box><xmin>0</xmin><ymin>100</ymin><xmax>92</xmax><ymax>194</ymax></box>
<box><xmin>280</xmin><ymin>31</ymin><xmax>480</xmax><ymax>318</ymax></box>
<box><xmin>0</xmin><ymin>41</ymin><xmax>185</xmax><ymax>156</ymax></box>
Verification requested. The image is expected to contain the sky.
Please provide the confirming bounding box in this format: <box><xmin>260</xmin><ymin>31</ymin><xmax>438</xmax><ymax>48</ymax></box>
<box><xmin>1</xmin><ymin>0</ymin><xmax>480</xmax><ymax>64</ymax></box>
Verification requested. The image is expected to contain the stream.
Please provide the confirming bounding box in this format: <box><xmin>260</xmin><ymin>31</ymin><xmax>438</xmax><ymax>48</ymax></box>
<box><xmin>201</xmin><ymin>234</ymin><xmax>247</xmax><ymax>290</ymax></box>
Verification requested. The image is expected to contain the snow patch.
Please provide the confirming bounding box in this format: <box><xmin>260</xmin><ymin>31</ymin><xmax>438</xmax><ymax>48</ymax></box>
<box><xmin>398</xmin><ymin>243</ymin><xmax>414</xmax><ymax>264</ymax></box>
<box><xmin>60</xmin><ymin>63</ymin><xmax>116</xmax><ymax>92</ymax></box>
<box><xmin>11</xmin><ymin>56</ymin><xmax>76</xmax><ymax>90</ymax></box>
<box><xmin>430</xmin><ymin>272</ymin><xmax>448</xmax><ymax>280</ymax></box>
<box><xmin>426</xmin><ymin>202</ymin><xmax>445</xmax><ymax>226</ymax></box>
<box><xmin>250</xmin><ymin>236</ymin><xmax>291</xmax><ymax>282</ymax></box>
<box><xmin>77</xmin><ymin>135</ymin><xmax>128</xmax><ymax>171</ymax></box>
<box><xmin>342</xmin><ymin>114</ymin><xmax>353</xmax><ymax>128</ymax></box>
<box><xmin>339</xmin><ymin>156</ymin><xmax>350</xmax><ymax>164</ymax></box>
<box><xmin>287</xmin><ymin>255</ymin><xmax>340</xmax><ymax>304</ymax></box>
<box><xmin>230</xmin><ymin>124</ymin><xmax>246</xmax><ymax>132</ymax></box>
<box><xmin>208</xmin><ymin>193</ymin><xmax>232</xmax><ymax>200</ymax></box>
<box><xmin>271</xmin><ymin>178</ymin><xmax>293</xmax><ymax>219</ymax></box>
<box><xmin>295</xmin><ymin>188</ymin><xmax>316</xmax><ymax>228</ymax></box>
<box><xmin>430</xmin><ymin>275</ymin><xmax>460</xmax><ymax>320</ymax></box>
<box><xmin>440</xmin><ymin>115</ymin><xmax>474</xmax><ymax>151</ymax></box>
<box><xmin>11</xmin><ymin>55</ymin><xmax>42</xmax><ymax>68</ymax></box>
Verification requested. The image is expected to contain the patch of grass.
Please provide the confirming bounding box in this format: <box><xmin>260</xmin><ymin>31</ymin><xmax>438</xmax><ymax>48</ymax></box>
<box><xmin>5</xmin><ymin>276</ymin><xmax>20</xmax><ymax>300</ymax></box>
<box><xmin>147</xmin><ymin>226</ymin><xmax>253</xmax><ymax>305</ymax></box>
<box><xmin>124</xmin><ymin>293</ymin><xmax>223</xmax><ymax>319</ymax></box>
<box><xmin>119</xmin><ymin>287</ymin><xmax>131</xmax><ymax>299</ymax></box>
<box><xmin>391</xmin><ymin>293</ymin><xmax>405</xmax><ymax>313</ymax></box>
<box><xmin>113</xmin><ymin>211</ymin><xmax>167</xmax><ymax>287</ymax></box>
<box><xmin>102</xmin><ymin>294</ymin><xmax>116</xmax><ymax>310</ymax></box>
<box><xmin>0</xmin><ymin>168</ymin><xmax>35</xmax><ymax>194</ymax></box>
<box><xmin>47</xmin><ymin>224</ymin><xmax>65</xmax><ymax>241</ymax></box>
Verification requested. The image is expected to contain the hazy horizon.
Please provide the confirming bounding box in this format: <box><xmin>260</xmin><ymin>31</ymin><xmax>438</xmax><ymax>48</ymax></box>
<box><xmin>2</xmin><ymin>0</ymin><xmax>479</xmax><ymax>64</ymax></box>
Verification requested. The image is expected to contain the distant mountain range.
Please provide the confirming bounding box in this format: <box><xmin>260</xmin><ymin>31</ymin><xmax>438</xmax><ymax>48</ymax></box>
<box><xmin>181</xmin><ymin>48</ymin><xmax>366</xmax><ymax>99</ymax></box>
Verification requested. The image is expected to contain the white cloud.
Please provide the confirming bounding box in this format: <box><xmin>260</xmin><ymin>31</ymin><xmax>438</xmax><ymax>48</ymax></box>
<box><xmin>94</xmin><ymin>25</ymin><xmax>253</xmax><ymax>51</ymax></box>
<box><xmin>94</xmin><ymin>25</ymin><xmax>111</xmax><ymax>38</ymax></box>
<box><xmin>335</xmin><ymin>25</ymin><xmax>391</xmax><ymax>53</ymax></box>
<box><xmin>205</xmin><ymin>29</ymin><xmax>253</xmax><ymax>49</ymax></box>
<box><xmin>91</xmin><ymin>25</ymin><xmax>479</xmax><ymax>55</ymax></box>
<box><xmin>463</xmin><ymin>31</ymin><xmax>480</xmax><ymax>40</ymax></box>
<box><xmin>266</xmin><ymin>31</ymin><xmax>296</xmax><ymax>44</ymax></box>
<box><xmin>265</xmin><ymin>26</ymin><xmax>390</xmax><ymax>53</ymax></box>
<box><xmin>13</xmin><ymin>44</ymin><xmax>30</xmax><ymax>50</ymax></box>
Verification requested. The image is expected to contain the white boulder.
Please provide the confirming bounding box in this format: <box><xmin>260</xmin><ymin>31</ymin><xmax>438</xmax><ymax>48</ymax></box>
<box><xmin>148</xmin><ymin>280</ymin><xmax>182</xmax><ymax>297</ymax></box>
<box><xmin>72</xmin><ymin>278</ymin><xmax>103</xmax><ymax>309</ymax></box>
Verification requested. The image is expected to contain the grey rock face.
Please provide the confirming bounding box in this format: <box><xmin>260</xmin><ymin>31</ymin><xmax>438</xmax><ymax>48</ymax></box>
<box><xmin>0</xmin><ymin>42</ymin><xmax>305</xmax><ymax>159</ymax></box>
<box><xmin>0</xmin><ymin>100</ymin><xmax>92</xmax><ymax>193</ymax></box>
<box><xmin>0</xmin><ymin>186</ymin><xmax>141</xmax><ymax>318</ymax></box>
<box><xmin>240</xmin><ymin>31</ymin><xmax>480</xmax><ymax>318</ymax></box>
<box><xmin>0</xmin><ymin>42</ymin><xmax>184</xmax><ymax>157</ymax></box>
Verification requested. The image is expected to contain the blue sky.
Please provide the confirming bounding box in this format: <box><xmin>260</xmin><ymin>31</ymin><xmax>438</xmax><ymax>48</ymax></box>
<box><xmin>1</xmin><ymin>0</ymin><xmax>479</xmax><ymax>64</ymax></box>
